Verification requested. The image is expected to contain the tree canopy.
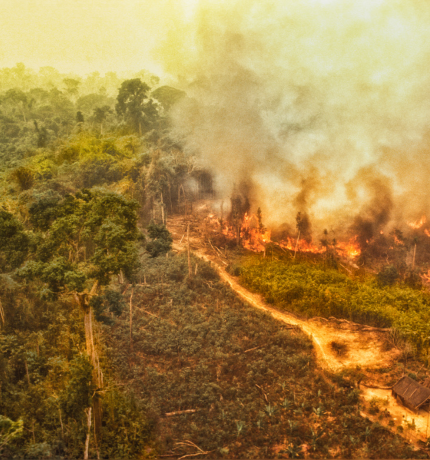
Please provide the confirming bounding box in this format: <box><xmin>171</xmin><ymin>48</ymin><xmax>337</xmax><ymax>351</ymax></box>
<box><xmin>20</xmin><ymin>190</ymin><xmax>142</xmax><ymax>296</ymax></box>
<box><xmin>116</xmin><ymin>79</ymin><xmax>158</xmax><ymax>135</ymax></box>
<box><xmin>151</xmin><ymin>85</ymin><xmax>186</xmax><ymax>112</ymax></box>
<box><xmin>145</xmin><ymin>221</ymin><xmax>172</xmax><ymax>257</ymax></box>
<box><xmin>0</xmin><ymin>209</ymin><xmax>29</xmax><ymax>272</ymax></box>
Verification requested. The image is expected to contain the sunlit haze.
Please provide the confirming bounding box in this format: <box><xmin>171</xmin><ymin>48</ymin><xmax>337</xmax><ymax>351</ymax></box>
<box><xmin>0</xmin><ymin>0</ymin><xmax>197</xmax><ymax>75</ymax></box>
<box><xmin>3</xmin><ymin>0</ymin><xmax>430</xmax><ymax>232</ymax></box>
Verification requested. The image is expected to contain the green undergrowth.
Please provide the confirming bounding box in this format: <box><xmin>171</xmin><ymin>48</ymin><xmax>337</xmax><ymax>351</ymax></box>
<box><xmin>0</xmin><ymin>284</ymin><xmax>155</xmax><ymax>459</ymax></box>
<box><xmin>238</xmin><ymin>255</ymin><xmax>430</xmax><ymax>359</ymax></box>
<box><xmin>105</xmin><ymin>253</ymin><xmax>423</xmax><ymax>459</ymax></box>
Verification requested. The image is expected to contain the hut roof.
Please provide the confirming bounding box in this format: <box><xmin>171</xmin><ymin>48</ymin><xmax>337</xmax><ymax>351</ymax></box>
<box><xmin>392</xmin><ymin>376</ymin><xmax>430</xmax><ymax>410</ymax></box>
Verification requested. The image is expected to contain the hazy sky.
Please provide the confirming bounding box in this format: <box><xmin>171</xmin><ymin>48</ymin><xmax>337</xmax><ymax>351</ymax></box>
<box><xmin>0</xmin><ymin>0</ymin><xmax>198</xmax><ymax>75</ymax></box>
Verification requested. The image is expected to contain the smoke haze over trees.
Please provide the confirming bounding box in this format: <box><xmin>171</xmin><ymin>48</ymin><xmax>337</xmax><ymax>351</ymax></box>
<box><xmin>155</xmin><ymin>0</ymin><xmax>430</xmax><ymax>237</ymax></box>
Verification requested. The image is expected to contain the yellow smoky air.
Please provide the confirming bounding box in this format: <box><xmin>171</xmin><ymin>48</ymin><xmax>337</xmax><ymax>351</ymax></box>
<box><xmin>157</xmin><ymin>0</ymin><xmax>430</xmax><ymax>232</ymax></box>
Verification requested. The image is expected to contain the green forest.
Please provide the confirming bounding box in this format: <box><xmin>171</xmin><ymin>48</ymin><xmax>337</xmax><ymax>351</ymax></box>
<box><xmin>0</xmin><ymin>63</ymin><xmax>429</xmax><ymax>459</ymax></box>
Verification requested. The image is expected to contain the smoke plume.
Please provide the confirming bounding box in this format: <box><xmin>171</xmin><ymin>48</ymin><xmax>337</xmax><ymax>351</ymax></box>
<box><xmin>157</xmin><ymin>0</ymin><xmax>430</xmax><ymax>237</ymax></box>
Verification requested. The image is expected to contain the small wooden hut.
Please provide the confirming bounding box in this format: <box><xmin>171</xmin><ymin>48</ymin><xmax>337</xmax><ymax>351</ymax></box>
<box><xmin>392</xmin><ymin>376</ymin><xmax>430</xmax><ymax>412</ymax></box>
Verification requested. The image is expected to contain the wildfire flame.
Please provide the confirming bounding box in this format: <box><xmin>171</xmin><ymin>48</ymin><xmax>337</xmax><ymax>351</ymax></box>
<box><xmin>279</xmin><ymin>237</ymin><xmax>325</xmax><ymax>254</ymax></box>
<box><xmin>240</xmin><ymin>213</ymin><xmax>272</xmax><ymax>251</ymax></box>
<box><xmin>336</xmin><ymin>237</ymin><xmax>361</xmax><ymax>258</ymax></box>
<box><xmin>207</xmin><ymin>212</ymin><xmax>361</xmax><ymax>258</ymax></box>
<box><xmin>394</xmin><ymin>235</ymin><xmax>404</xmax><ymax>245</ymax></box>
<box><xmin>421</xmin><ymin>270</ymin><xmax>430</xmax><ymax>284</ymax></box>
<box><xmin>408</xmin><ymin>215</ymin><xmax>426</xmax><ymax>229</ymax></box>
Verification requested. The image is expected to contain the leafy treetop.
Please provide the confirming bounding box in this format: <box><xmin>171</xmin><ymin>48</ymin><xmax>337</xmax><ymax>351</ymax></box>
<box><xmin>116</xmin><ymin>79</ymin><xmax>158</xmax><ymax>135</ymax></box>
<box><xmin>20</xmin><ymin>190</ymin><xmax>142</xmax><ymax>297</ymax></box>
<box><xmin>0</xmin><ymin>209</ymin><xmax>29</xmax><ymax>272</ymax></box>
<box><xmin>146</xmin><ymin>221</ymin><xmax>172</xmax><ymax>258</ymax></box>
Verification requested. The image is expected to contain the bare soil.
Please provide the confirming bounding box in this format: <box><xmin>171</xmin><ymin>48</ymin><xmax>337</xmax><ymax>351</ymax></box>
<box><xmin>361</xmin><ymin>387</ymin><xmax>430</xmax><ymax>446</ymax></box>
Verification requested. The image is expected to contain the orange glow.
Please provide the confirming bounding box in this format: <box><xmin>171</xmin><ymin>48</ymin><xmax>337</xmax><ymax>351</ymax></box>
<box><xmin>241</xmin><ymin>212</ymin><xmax>272</xmax><ymax>252</ymax></box>
<box><xmin>336</xmin><ymin>236</ymin><xmax>361</xmax><ymax>258</ymax></box>
<box><xmin>407</xmin><ymin>215</ymin><xmax>426</xmax><ymax>229</ymax></box>
<box><xmin>425</xmin><ymin>229</ymin><xmax>430</xmax><ymax>237</ymax></box>
<box><xmin>217</xmin><ymin>212</ymin><xmax>272</xmax><ymax>252</ymax></box>
<box><xmin>207</xmin><ymin>211</ymin><xmax>361</xmax><ymax>258</ymax></box>
<box><xmin>421</xmin><ymin>270</ymin><xmax>430</xmax><ymax>284</ymax></box>
<box><xmin>394</xmin><ymin>235</ymin><xmax>404</xmax><ymax>245</ymax></box>
<box><xmin>279</xmin><ymin>237</ymin><xmax>325</xmax><ymax>254</ymax></box>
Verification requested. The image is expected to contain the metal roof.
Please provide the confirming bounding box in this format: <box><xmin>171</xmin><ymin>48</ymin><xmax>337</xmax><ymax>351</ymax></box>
<box><xmin>392</xmin><ymin>376</ymin><xmax>430</xmax><ymax>409</ymax></box>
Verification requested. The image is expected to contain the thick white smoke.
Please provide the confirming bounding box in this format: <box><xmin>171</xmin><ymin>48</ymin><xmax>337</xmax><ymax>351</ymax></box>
<box><xmin>158</xmin><ymin>0</ymin><xmax>430</xmax><ymax>234</ymax></box>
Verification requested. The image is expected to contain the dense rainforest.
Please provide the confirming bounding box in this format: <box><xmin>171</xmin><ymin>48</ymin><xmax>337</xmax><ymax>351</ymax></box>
<box><xmin>0</xmin><ymin>64</ymin><xmax>428</xmax><ymax>459</ymax></box>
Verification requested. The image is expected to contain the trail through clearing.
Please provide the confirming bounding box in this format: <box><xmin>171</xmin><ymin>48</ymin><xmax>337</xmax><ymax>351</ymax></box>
<box><xmin>167</xmin><ymin>213</ymin><xmax>430</xmax><ymax>445</ymax></box>
<box><xmin>168</xmin><ymin>214</ymin><xmax>400</xmax><ymax>372</ymax></box>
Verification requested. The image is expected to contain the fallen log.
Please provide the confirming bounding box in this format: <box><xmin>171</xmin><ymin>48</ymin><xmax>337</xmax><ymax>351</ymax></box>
<box><xmin>138</xmin><ymin>308</ymin><xmax>159</xmax><ymax>318</ymax></box>
<box><xmin>244</xmin><ymin>346</ymin><xmax>262</xmax><ymax>353</ymax></box>
<box><xmin>339</xmin><ymin>263</ymin><xmax>353</xmax><ymax>275</ymax></box>
<box><xmin>165</xmin><ymin>409</ymin><xmax>198</xmax><ymax>417</ymax></box>
<box><xmin>360</xmin><ymin>383</ymin><xmax>393</xmax><ymax>390</ymax></box>
<box><xmin>320</xmin><ymin>316</ymin><xmax>391</xmax><ymax>332</ymax></box>
<box><xmin>208</xmin><ymin>238</ymin><xmax>224</xmax><ymax>257</ymax></box>
<box><xmin>178</xmin><ymin>450</ymin><xmax>216</xmax><ymax>459</ymax></box>
<box><xmin>255</xmin><ymin>384</ymin><xmax>269</xmax><ymax>403</ymax></box>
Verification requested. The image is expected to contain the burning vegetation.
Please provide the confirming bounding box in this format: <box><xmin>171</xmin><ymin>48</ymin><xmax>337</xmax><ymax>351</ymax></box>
<box><xmin>199</xmin><ymin>182</ymin><xmax>430</xmax><ymax>290</ymax></box>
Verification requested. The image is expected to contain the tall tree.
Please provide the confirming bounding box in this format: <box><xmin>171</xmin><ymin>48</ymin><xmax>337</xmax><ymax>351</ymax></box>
<box><xmin>92</xmin><ymin>105</ymin><xmax>112</xmax><ymax>134</ymax></box>
<box><xmin>151</xmin><ymin>85</ymin><xmax>186</xmax><ymax>112</ymax></box>
<box><xmin>0</xmin><ymin>210</ymin><xmax>29</xmax><ymax>273</ymax></box>
<box><xmin>63</xmin><ymin>78</ymin><xmax>81</xmax><ymax>100</ymax></box>
<box><xmin>77</xmin><ymin>93</ymin><xmax>113</xmax><ymax>116</ymax></box>
<box><xmin>2</xmin><ymin>89</ymin><xmax>29</xmax><ymax>122</ymax></box>
<box><xmin>116</xmin><ymin>79</ymin><xmax>158</xmax><ymax>135</ymax></box>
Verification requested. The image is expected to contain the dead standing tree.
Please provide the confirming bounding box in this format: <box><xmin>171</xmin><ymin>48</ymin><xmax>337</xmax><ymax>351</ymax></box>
<box><xmin>187</xmin><ymin>223</ymin><xmax>192</xmax><ymax>279</ymax></box>
<box><xmin>294</xmin><ymin>211</ymin><xmax>312</xmax><ymax>259</ymax></box>
<box><xmin>229</xmin><ymin>188</ymin><xmax>250</xmax><ymax>247</ymax></box>
<box><xmin>74</xmin><ymin>283</ymin><xmax>103</xmax><ymax>458</ymax></box>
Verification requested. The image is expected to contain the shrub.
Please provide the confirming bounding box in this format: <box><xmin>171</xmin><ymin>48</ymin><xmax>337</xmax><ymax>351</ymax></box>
<box><xmin>377</xmin><ymin>265</ymin><xmax>399</xmax><ymax>286</ymax></box>
<box><xmin>238</xmin><ymin>256</ymin><xmax>430</xmax><ymax>353</ymax></box>
<box><xmin>146</xmin><ymin>222</ymin><xmax>172</xmax><ymax>257</ymax></box>
<box><xmin>0</xmin><ymin>416</ymin><xmax>24</xmax><ymax>451</ymax></box>
<box><xmin>104</xmin><ymin>254</ymin><xmax>421</xmax><ymax>459</ymax></box>
<box><xmin>10</xmin><ymin>166</ymin><xmax>34</xmax><ymax>190</ymax></box>
<box><xmin>330</xmin><ymin>340</ymin><xmax>348</xmax><ymax>356</ymax></box>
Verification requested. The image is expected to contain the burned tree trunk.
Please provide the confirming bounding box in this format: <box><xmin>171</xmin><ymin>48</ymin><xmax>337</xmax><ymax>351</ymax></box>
<box><xmin>73</xmin><ymin>281</ymin><xmax>103</xmax><ymax>454</ymax></box>
<box><xmin>84</xmin><ymin>407</ymin><xmax>92</xmax><ymax>460</ymax></box>
<box><xmin>129</xmin><ymin>288</ymin><xmax>134</xmax><ymax>350</ymax></box>
<box><xmin>187</xmin><ymin>223</ymin><xmax>192</xmax><ymax>278</ymax></box>
<box><xmin>161</xmin><ymin>193</ymin><xmax>165</xmax><ymax>225</ymax></box>
<box><xmin>229</xmin><ymin>184</ymin><xmax>251</xmax><ymax>247</ymax></box>
<box><xmin>294</xmin><ymin>231</ymin><xmax>300</xmax><ymax>260</ymax></box>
